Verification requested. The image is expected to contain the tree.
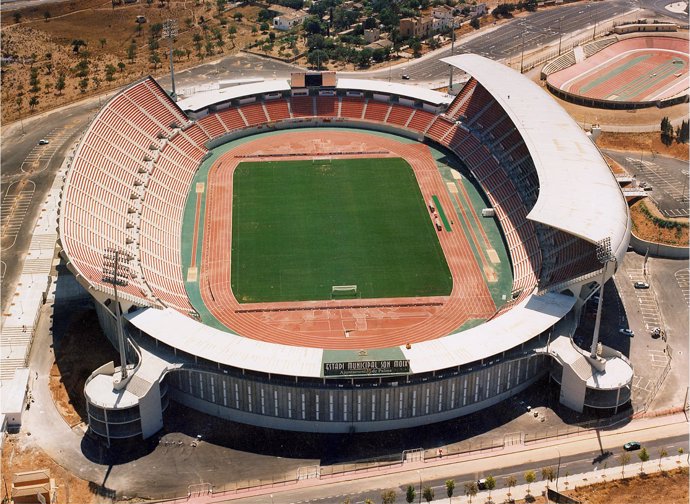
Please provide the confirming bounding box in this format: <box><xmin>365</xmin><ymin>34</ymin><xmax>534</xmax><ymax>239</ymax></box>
<box><xmin>463</xmin><ymin>481</ymin><xmax>477</xmax><ymax>503</ymax></box>
<box><xmin>678</xmin><ymin>120</ymin><xmax>689</xmax><ymax>144</ymax></box>
<box><xmin>505</xmin><ymin>475</ymin><xmax>517</xmax><ymax>500</ymax></box>
<box><xmin>638</xmin><ymin>447</ymin><xmax>650</xmax><ymax>473</ymax></box>
<box><xmin>619</xmin><ymin>453</ymin><xmax>631</xmax><ymax>477</ymax></box>
<box><xmin>79</xmin><ymin>78</ymin><xmax>89</xmax><ymax>93</ymax></box>
<box><xmin>56</xmin><ymin>73</ymin><xmax>66</xmax><ymax>95</ymax></box>
<box><xmin>540</xmin><ymin>466</ymin><xmax>556</xmax><ymax>487</ymax></box>
<box><xmin>44</xmin><ymin>11</ymin><xmax>51</xmax><ymax>21</ymax></box>
<box><xmin>659</xmin><ymin>448</ymin><xmax>668</xmax><ymax>471</ymax></box>
<box><xmin>92</xmin><ymin>76</ymin><xmax>101</xmax><ymax>89</ymax></box>
<box><xmin>364</xmin><ymin>499</ymin><xmax>374</xmax><ymax>504</ymax></box>
<box><xmin>445</xmin><ymin>479</ymin><xmax>455</xmax><ymax>502</ymax></box>
<box><xmin>381</xmin><ymin>489</ymin><xmax>396</xmax><ymax>504</ymax></box>
<box><xmin>127</xmin><ymin>42</ymin><xmax>137</xmax><ymax>63</ymax></box>
<box><xmin>29</xmin><ymin>95</ymin><xmax>39</xmax><ymax>110</ymax></box>
<box><xmin>72</xmin><ymin>39</ymin><xmax>87</xmax><ymax>54</ymax></box>
<box><xmin>118</xmin><ymin>61</ymin><xmax>126</xmax><ymax>73</ymax></box>
<box><xmin>307</xmin><ymin>49</ymin><xmax>328</xmax><ymax>69</ymax></box>
<box><xmin>470</xmin><ymin>16</ymin><xmax>480</xmax><ymax>29</ymax></box>
<box><xmin>660</xmin><ymin>116</ymin><xmax>674</xmax><ymax>145</ymax></box>
<box><xmin>678</xmin><ymin>447</ymin><xmax>685</xmax><ymax>464</ymax></box>
<box><xmin>409</xmin><ymin>37</ymin><xmax>422</xmax><ymax>58</ymax></box>
<box><xmin>99</xmin><ymin>38</ymin><xmax>107</xmax><ymax>48</ymax></box>
<box><xmin>149</xmin><ymin>52</ymin><xmax>161</xmax><ymax>68</ymax></box>
<box><xmin>405</xmin><ymin>485</ymin><xmax>416</xmax><ymax>504</ymax></box>
<box><xmin>524</xmin><ymin>470</ymin><xmax>536</xmax><ymax>495</ymax></box>
<box><xmin>13</xmin><ymin>12</ymin><xmax>21</xmax><ymax>23</ymax></box>
<box><xmin>422</xmin><ymin>485</ymin><xmax>434</xmax><ymax>503</ymax></box>
<box><xmin>484</xmin><ymin>475</ymin><xmax>496</xmax><ymax>499</ymax></box>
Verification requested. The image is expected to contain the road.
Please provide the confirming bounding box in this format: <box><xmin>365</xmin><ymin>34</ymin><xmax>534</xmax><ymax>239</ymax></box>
<box><xmin>209</xmin><ymin>426</ymin><xmax>689</xmax><ymax>503</ymax></box>
<box><xmin>0</xmin><ymin>95</ymin><xmax>105</xmax><ymax>313</ymax></box>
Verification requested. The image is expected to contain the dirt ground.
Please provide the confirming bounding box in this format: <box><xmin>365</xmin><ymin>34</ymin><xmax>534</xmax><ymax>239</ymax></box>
<box><xmin>596</xmin><ymin>131</ymin><xmax>690</xmax><ymax>161</ymax></box>
<box><xmin>1</xmin><ymin>0</ymin><xmax>264</xmax><ymax>122</ymax></box>
<box><xmin>1</xmin><ymin>439</ymin><xmax>98</xmax><ymax>504</ymax></box>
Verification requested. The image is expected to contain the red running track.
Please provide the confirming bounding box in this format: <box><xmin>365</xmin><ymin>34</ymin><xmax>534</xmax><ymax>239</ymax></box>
<box><xmin>198</xmin><ymin>130</ymin><xmax>496</xmax><ymax>350</ymax></box>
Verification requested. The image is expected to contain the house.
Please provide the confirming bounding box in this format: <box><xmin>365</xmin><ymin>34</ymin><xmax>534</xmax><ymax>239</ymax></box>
<box><xmin>273</xmin><ymin>10</ymin><xmax>308</xmax><ymax>31</ymax></box>
<box><xmin>399</xmin><ymin>16</ymin><xmax>433</xmax><ymax>39</ymax></box>
<box><xmin>471</xmin><ymin>3</ymin><xmax>487</xmax><ymax>16</ymax></box>
<box><xmin>432</xmin><ymin>5</ymin><xmax>457</xmax><ymax>32</ymax></box>
<box><xmin>364</xmin><ymin>28</ymin><xmax>380</xmax><ymax>43</ymax></box>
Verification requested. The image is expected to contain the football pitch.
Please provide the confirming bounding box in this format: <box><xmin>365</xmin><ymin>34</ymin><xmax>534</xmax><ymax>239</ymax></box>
<box><xmin>231</xmin><ymin>157</ymin><xmax>452</xmax><ymax>303</ymax></box>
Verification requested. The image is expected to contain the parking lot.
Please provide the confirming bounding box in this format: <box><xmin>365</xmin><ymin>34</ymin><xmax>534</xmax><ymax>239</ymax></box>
<box><xmin>604</xmin><ymin>150</ymin><xmax>689</xmax><ymax>218</ymax></box>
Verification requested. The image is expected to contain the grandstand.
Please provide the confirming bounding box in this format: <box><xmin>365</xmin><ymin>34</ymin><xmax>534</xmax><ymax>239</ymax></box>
<box><xmin>58</xmin><ymin>56</ymin><xmax>633</xmax><ymax>443</ymax></box>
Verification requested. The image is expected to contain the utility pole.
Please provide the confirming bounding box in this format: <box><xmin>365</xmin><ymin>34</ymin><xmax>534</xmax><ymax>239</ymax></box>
<box><xmin>520</xmin><ymin>29</ymin><xmax>526</xmax><ymax>73</ymax></box>
<box><xmin>558</xmin><ymin>17</ymin><xmax>563</xmax><ymax>56</ymax></box>
<box><xmin>448</xmin><ymin>26</ymin><xmax>455</xmax><ymax>92</ymax></box>
<box><xmin>102</xmin><ymin>247</ymin><xmax>131</xmax><ymax>380</ymax></box>
<box><xmin>162</xmin><ymin>19</ymin><xmax>178</xmax><ymax>100</ymax></box>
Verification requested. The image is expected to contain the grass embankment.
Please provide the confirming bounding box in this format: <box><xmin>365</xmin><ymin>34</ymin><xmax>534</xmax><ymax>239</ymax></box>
<box><xmin>630</xmin><ymin>200</ymin><xmax>688</xmax><ymax>246</ymax></box>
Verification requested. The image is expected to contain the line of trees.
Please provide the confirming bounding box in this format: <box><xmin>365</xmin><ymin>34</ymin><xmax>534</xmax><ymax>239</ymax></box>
<box><xmin>661</xmin><ymin>117</ymin><xmax>689</xmax><ymax>145</ymax></box>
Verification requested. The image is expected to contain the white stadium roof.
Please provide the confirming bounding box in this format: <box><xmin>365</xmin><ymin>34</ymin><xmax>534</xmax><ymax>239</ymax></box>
<box><xmin>127</xmin><ymin>291</ymin><xmax>575</xmax><ymax>377</ymax></box>
<box><xmin>178</xmin><ymin>80</ymin><xmax>292</xmax><ymax>112</ymax></box>
<box><xmin>176</xmin><ymin>78</ymin><xmax>452</xmax><ymax>113</ymax></box>
<box><xmin>336</xmin><ymin>78</ymin><xmax>453</xmax><ymax>105</ymax></box>
<box><xmin>442</xmin><ymin>54</ymin><xmax>630</xmax><ymax>250</ymax></box>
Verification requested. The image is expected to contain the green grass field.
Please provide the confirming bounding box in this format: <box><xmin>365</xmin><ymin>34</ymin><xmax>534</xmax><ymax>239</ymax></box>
<box><xmin>231</xmin><ymin>158</ymin><xmax>452</xmax><ymax>303</ymax></box>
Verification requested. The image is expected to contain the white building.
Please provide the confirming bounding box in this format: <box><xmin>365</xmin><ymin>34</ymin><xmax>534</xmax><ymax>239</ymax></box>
<box><xmin>273</xmin><ymin>10</ymin><xmax>308</xmax><ymax>31</ymax></box>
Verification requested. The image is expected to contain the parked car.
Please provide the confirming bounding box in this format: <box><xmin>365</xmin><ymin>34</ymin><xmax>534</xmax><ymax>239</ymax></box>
<box><xmin>38</xmin><ymin>139</ymin><xmax>49</xmax><ymax>145</ymax></box>
<box><xmin>619</xmin><ymin>328</ymin><xmax>634</xmax><ymax>337</ymax></box>
<box><xmin>135</xmin><ymin>15</ymin><xmax>147</xmax><ymax>23</ymax></box>
<box><xmin>477</xmin><ymin>478</ymin><xmax>487</xmax><ymax>490</ymax></box>
<box><xmin>624</xmin><ymin>441</ymin><xmax>641</xmax><ymax>451</ymax></box>
<box><xmin>634</xmin><ymin>281</ymin><xmax>650</xmax><ymax>289</ymax></box>
<box><xmin>651</xmin><ymin>327</ymin><xmax>663</xmax><ymax>339</ymax></box>
<box><xmin>401</xmin><ymin>74</ymin><xmax>411</xmax><ymax>80</ymax></box>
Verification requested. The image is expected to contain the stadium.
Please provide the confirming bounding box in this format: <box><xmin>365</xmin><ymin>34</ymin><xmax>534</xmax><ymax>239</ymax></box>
<box><xmin>57</xmin><ymin>54</ymin><xmax>634</xmax><ymax>443</ymax></box>
<box><xmin>543</xmin><ymin>34</ymin><xmax>689</xmax><ymax>109</ymax></box>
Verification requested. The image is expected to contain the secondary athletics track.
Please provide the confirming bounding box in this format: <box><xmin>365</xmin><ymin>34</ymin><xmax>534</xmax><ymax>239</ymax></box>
<box><xmin>547</xmin><ymin>37</ymin><xmax>688</xmax><ymax>103</ymax></box>
<box><xmin>193</xmin><ymin>130</ymin><xmax>497</xmax><ymax>350</ymax></box>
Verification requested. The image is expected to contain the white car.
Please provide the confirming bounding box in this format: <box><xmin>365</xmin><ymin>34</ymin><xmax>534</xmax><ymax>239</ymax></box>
<box><xmin>38</xmin><ymin>139</ymin><xmax>49</xmax><ymax>145</ymax></box>
<box><xmin>619</xmin><ymin>328</ymin><xmax>634</xmax><ymax>337</ymax></box>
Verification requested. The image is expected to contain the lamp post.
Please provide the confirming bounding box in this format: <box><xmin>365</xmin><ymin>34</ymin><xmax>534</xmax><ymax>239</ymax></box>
<box><xmin>555</xmin><ymin>447</ymin><xmax>562</xmax><ymax>493</ymax></box>
<box><xmin>590</xmin><ymin>237</ymin><xmax>614</xmax><ymax>359</ymax></box>
<box><xmin>557</xmin><ymin>17</ymin><xmax>563</xmax><ymax>56</ymax></box>
<box><xmin>162</xmin><ymin>19</ymin><xmax>178</xmax><ymax>100</ymax></box>
<box><xmin>102</xmin><ymin>247</ymin><xmax>131</xmax><ymax>380</ymax></box>
<box><xmin>520</xmin><ymin>29</ymin><xmax>526</xmax><ymax>74</ymax></box>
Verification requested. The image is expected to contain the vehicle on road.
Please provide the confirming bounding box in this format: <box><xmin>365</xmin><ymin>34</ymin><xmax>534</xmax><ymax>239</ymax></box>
<box><xmin>624</xmin><ymin>441</ymin><xmax>641</xmax><ymax>451</ymax></box>
<box><xmin>619</xmin><ymin>328</ymin><xmax>634</xmax><ymax>337</ymax></box>
<box><xmin>477</xmin><ymin>478</ymin><xmax>487</xmax><ymax>490</ymax></box>
<box><xmin>38</xmin><ymin>139</ymin><xmax>49</xmax><ymax>145</ymax></box>
<box><xmin>401</xmin><ymin>74</ymin><xmax>411</xmax><ymax>80</ymax></box>
<box><xmin>634</xmin><ymin>281</ymin><xmax>650</xmax><ymax>289</ymax></box>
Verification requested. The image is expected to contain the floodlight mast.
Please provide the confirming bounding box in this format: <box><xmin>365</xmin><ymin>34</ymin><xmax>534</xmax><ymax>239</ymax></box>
<box><xmin>590</xmin><ymin>237</ymin><xmax>614</xmax><ymax>359</ymax></box>
<box><xmin>103</xmin><ymin>247</ymin><xmax>130</xmax><ymax>380</ymax></box>
<box><xmin>163</xmin><ymin>19</ymin><xmax>178</xmax><ymax>100</ymax></box>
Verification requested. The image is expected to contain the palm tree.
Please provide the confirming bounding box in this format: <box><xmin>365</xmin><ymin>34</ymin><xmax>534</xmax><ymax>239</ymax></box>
<box><xmin>405</xmin><ymin>485</ymin><xmax>415</xmax><ymax>504</ymax></box>
<box><xmin>463</xmin><ymin>481</ymin><xmax>477</xmax><ymax>503</ymax></box>
<box><xmin>485</xmin><ymin>475</ymin><xmax>496</xmax><ymax>501</ymax></box>
<box><xmin>678</xmin><ymin>447</ymin><xmax>685</xmax><ymax>465</ymax></box>
<box><xmin>381</xmin><ymin>489</ymin><xmax>396</xmax><ymax>504</ymax></box>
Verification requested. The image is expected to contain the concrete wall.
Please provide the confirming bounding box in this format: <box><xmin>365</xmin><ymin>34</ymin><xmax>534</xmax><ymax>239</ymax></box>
<box><xmin>629</xmin><ymin>232</ymin><xmax>688</xmax><ymax>259</ymax></box>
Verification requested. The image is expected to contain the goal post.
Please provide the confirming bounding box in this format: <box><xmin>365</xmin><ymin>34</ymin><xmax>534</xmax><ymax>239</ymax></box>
<box><xmin>330</xmin><ymin>284</ymin><xmax>359</xmax><ymax>299</ymax></box>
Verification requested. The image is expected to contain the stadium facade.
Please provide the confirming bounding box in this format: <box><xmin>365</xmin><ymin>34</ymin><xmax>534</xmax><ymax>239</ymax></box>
<box><xmin>57</xmin><ymin>55</ymin><xmax>634</xmax><ymax>443</ymax></box>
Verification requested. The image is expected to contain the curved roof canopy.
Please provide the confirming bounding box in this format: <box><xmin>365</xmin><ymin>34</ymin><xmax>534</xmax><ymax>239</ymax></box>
<box><xmin>441</xmin><ymin>54</ymin><xmax>629</xmax><ymax>252</ymax></box>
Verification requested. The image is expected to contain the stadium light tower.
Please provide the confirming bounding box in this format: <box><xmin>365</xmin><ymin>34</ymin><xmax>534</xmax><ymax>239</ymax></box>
<box><xmin>102</xmin><ymin>247</ymin><xmax>131</xmax><ymax>380</ymax></box>
<box><xmin>162</xmin><ymin>19</ymin><xmax>178</xmax><ymax>100</ymax></box>
<box><xmin>590</xmin><ymin>237</ymin><xmax>614</xmax><ymax>359</ymax></box>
